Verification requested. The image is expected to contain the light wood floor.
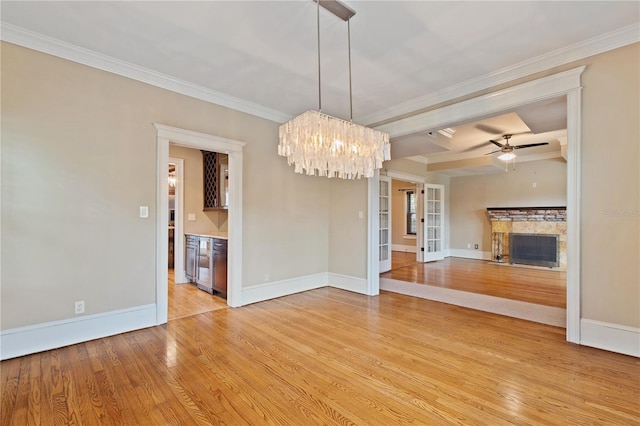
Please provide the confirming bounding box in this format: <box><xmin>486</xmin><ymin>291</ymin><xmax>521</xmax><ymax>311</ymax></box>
<box><xmin>381</xmin><ymin>252</ymin><xmax>567</xmax><ymax>308</ymax></box>
<box><xmin>168</xmin><ymin>269</ymin><xmax>227</xmax><ymax>320</ymax></box>
<box><xmin>2</xmin><ymin>288</ymin><xmax>638</xmax><ymax>425</ymax></box>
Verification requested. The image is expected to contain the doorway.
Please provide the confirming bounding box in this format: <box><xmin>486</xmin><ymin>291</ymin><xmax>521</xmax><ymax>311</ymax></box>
<box><xmin>369</xmin><ymin>67</ymin><xmax>584</xmax><ymax>342</ymax></box>
<box><xmin>155</xmin><ymin>124</ymin><xmax>246</xmax><ymax>325</ymax></box>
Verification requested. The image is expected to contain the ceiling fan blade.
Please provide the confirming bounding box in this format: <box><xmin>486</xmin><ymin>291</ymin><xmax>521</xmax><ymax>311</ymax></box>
<box><xmin>461</xmin><ymin>141</ymin><xmax>493</xmax><ymax>152</ymax></box>
<box><xmin>513</xmin><ymin>142</ymin><xmax>549</xmax><ymax>149</ymax></box>
<box><xmin>476</xmin><ymin>124</ymin><xmax>504</xmax><ymax>135</ymax></box>
<box><xmin>485</xmin><ymin>149</ymin><xmax>501</xmax><ymax>155</ymax></box>
<box><xmin>489</xmin><ymin>139</ymin><xmax>504</xmax><ymax>148</ymax></box>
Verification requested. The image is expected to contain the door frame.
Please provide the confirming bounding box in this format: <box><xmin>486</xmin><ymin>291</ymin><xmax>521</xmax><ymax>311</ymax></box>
<box><xmin>169</xmin><ymin>157</ymin><xmax>186</xmax><ymax>283</ymax></box>
<box><xmin>155</xmin><ymin>124</ymin><xmax>246</xmax><ymax>325</ymax></box>
<box><xmin>368</xmin><ymin>66</ymin><xmax>584</xmax><ymax>343</ymax></box>
<box><xmin>385</xmin><ymin>170</ymin><xmax>427</xmax><ymax>261</ymax></box>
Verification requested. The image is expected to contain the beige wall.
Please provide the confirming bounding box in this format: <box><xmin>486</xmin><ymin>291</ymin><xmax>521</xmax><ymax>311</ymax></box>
<box><xmin>2</xmin><ymin>38</ymin><xmax>638</xmax><ymax>336</ymax></box>
<box><xmin>1</xmin><ymin>42</ymin><xmax>330</xmax><ymax>329</ymax></box>
<box><xmin>449</xmin><ymin>158</ymin><xmax>567</xmax><ymax>252</ymax></box>
<box><xmin>169</xmin><ymin>145</ymin><xmax>227</xmax><ymax>235</ymax></box>
<box><xmin>579</xmin><ymin>43</ymin><xmax>639</xmax><ymax>326</ymax></box>
<box><xmin>328</xmin><ymin>179</ymin><xmax>367</xmax><ymax>278</ymax></box>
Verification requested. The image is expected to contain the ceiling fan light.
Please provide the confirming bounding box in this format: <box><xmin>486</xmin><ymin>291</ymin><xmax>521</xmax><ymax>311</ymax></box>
<box><xmin>498</xmin><ymin>152</ymin><xmax>516</xmax><ymax>161</ymax></box>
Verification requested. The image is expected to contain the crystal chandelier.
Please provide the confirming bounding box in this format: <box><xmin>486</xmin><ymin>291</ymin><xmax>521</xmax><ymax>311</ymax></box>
<box><xmin>278</xmin><ymin>0</ymin><xmax>390</xmax><ymax>179</ymax></box>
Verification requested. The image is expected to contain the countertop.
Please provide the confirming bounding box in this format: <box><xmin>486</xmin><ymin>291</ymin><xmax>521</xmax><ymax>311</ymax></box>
<box><xmin>185</xmin><ymin>232</ymin><xmax>228</xmax><ymax>240</ymax></box>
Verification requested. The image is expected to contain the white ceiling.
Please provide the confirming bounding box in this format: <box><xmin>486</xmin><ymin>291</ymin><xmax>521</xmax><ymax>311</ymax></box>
<box><xmin>2</xmin><ymin>1</ymin><xmax>639</xmax><ymax>172</ymax></box>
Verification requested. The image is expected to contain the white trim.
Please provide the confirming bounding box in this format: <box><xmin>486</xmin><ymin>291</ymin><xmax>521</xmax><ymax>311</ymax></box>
<box><xmin>0</xmin><ymin>304</ymin><xmax>156</xmax><ymax>361</ymax></box>
<box><xmin>580</xmin><ymin>319</ymin><xmax>640</xmax><ymax>358</ymax></box>
<box><xmin>0</xmin><ymin>24</ymin><xmax>290</xmax><ymax>124</ymax></box>
<box><xmin>156</xmin><ymin>134</ymin><xmax>170</xmax><ymax>324</ymax></box>
<box><xmin>565</xmin><ymin>88</ymin><xmax>582</xmax><ymax>343</ymax></box>
<box><xmin>155</xmin><ymin>124</ymin><xmax>246</xmax><ymax>319</ymax></box>
<box><xmin>377</xmin><ymin>67</ymin><xmax>586</xmax><ymax>138</ymax></box>
<box><xmin>369</xmin><ymin>66</ymin><xmax>584</xmax><ymax>345</ymax></box>
<box><xmin>359</xmin><ymin>23</ymin><xmax>639</xmax><ymax>125</ymax></box>
<box><xmin>448</xmin><ymin>249</ymin><xmax>492</xmax><ymax>261</ymax></box>
<box><xmin>381</xmin><ymin>278</ymin><xmax>566</xmax><ymax>328</ymax></box>
<box><xmin>240</xmin><ymin>273</ymin><xmax>370</xmax><ymax>306</ymax></box>
<box><xmin>329</xmin><ymin>273</ymin><xmax>369</xmax><ymax>294</ymax></box>
<box><xmin>169</xmin><ymin>157</ymin><xmax>186</xmax><ymax>283</ymax></box>
<box><xmin>392</xmin><ymin>244</ymin><xmax>417</xmax><ymax>253</ymax></box>
<box><xmin>385</xmin><ymin>170</ymin><xmax>427</xmax><ymax>184</ymax></box>
<box><xmin>241</xmin><ymin>273</ymin><xmax>328</xmax><ymax>306</ymax></box>
<box><xmin>4</xmin><ymin>21</ymin><xmax>635</xmax><ymax>129</ymax></box>
<box><xmin>367</xmin><ymin>174</ymin><xmax>380</xmax><ymax>295</ymax></box>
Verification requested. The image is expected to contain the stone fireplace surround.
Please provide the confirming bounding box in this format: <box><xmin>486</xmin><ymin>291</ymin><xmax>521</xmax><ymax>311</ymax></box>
<box><xmin>487</xmin><ymin>207</ymin><xmax>567</xmax><ymax>269</ymax></box>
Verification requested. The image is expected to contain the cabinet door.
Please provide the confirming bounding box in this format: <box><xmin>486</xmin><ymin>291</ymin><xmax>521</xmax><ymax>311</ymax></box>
<box><xmin>202</xmin><ymin>150</ymin><xmax>219</xmax><ymax>209</ymax></box>
<box><xmin>423</xmin><ymin>184</ymin><xmax>445</xmax><ymax>262</ymax></box>
<box><xmin>212</xmin><ymin>239</ymin><xmax>228</xmax><ymax>295</ymax></box>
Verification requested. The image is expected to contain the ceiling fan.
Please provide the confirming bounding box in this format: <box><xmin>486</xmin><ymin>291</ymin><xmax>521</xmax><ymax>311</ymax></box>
<box><xmin>486</xmin><ymin>134</ymin><xmax>549</xmax><ymax>160</ymax></box>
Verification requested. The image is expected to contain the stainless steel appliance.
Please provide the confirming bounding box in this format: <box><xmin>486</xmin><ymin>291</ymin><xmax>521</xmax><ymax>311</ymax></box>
<box><xmin>196</xmin><ymin>237</ymin><xmax>213</xmax><ymax>293</ymax></box>
<box><xmin>212</xmin><ymin>239</ymin><xmax>228</xmax><ymax>296</ymax></box>
<box><xmin>185</xmin><ymin>235</ymin><xmax>198</xmax><ymax>281</ymax></box>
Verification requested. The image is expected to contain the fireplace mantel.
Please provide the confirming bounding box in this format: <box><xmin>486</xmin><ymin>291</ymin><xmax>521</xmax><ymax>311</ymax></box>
<box><xmin>487</xmin><ymin>207</ymin><xmax>566</xmax><ymax>222</ymax></box>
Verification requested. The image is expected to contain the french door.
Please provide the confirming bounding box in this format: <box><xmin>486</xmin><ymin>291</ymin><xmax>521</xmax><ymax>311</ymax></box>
<box><xmin>379</xmin><ymin>176</ymin><xmax>392</xmax><ymax>273</ymax></box>
<box><xmin>423</xmin><ymin>183</ymin><xmax>445</xmax><ymax>262</ymax></box>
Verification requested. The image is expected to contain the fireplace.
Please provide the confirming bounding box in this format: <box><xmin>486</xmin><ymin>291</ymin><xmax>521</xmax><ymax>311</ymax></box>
<box><xmin>487</xmin><ymin>207</ymin><xmax>566</xmax><ymax>270</ymax></box>
<box><xmin>509</xmin><ymin>233</ymin><xmax>559</xmax><ymax>268</ymax></box>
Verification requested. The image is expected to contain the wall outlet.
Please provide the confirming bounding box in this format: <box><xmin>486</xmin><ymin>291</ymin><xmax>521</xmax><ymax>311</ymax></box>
<box><xmin>75</xmin><ymin>300</ymin><xmax>85</xmax><ymax>314</ymax></box>
<box><xmin>474</xmin><ymin>244</ymin><xmax>479</xmax><ymax>249</ymax></box>
<box><xmin>467</xmin><ymin>243</ymin><xmax>471</xmax><ymax>249</ymax></box>
<box><xmin>264</xmin><ymin>273</ymin><xmax>270</xmax><ymax>282</ymax></box>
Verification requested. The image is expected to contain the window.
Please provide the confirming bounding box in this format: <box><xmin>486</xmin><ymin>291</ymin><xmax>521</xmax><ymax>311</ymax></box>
<box><xmin>406</xmin><ymin>190</ymin><xmax>417</xmax><ymax>235</ymax></box>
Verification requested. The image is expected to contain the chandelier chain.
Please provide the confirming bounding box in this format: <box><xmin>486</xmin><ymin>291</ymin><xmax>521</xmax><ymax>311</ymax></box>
<box><xmin>317</xmin><ymin>0</ymin><xmax>322</xmax><ymax>112</ymax></box>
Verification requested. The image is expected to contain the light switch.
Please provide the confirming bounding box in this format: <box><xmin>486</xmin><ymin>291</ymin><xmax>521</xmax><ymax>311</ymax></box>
<box><xmin>358</xmin><ymin>210</ymin><xmax>364</xmax><ymax>219</ymax></box>
<box><xmin>139</xmin><ymin>206</ymin><xmax>149</xmax><ymax>218</ymax></box>
<box><xmin>188</xmin><ymin>213</ymin><xmax>196</xmax><ymax>221</ymax></box>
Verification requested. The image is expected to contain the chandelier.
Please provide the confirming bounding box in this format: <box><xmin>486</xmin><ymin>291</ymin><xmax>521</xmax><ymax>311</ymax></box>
<box><xmin>278</xmin><ymin>0</ymin><xmax>390</xmax><ymax>179</ymax></box>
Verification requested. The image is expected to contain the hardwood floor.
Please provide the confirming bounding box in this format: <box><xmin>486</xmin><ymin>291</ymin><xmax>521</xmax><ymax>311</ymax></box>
<box><xmin>168</xmin><ymin>269</ymin><xmax>227</xmax><ymax>320</ymax></box>
<box><xmin>2</xmin><ymin>288</ymin><xmax>638</xmax><ymax>425</ymax></box>
<box><xmin>382</xmin><ymin>252</ymin><xmax>567</xmax><ymax>308</ymax></box>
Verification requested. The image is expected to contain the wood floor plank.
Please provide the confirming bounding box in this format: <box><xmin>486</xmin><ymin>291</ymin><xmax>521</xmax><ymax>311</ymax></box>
<box><xmin>2</xmin><ymin>288</ymin><xmax>638</xmax><ymax>425</ymax></box>
<box><xmin>382</xmin><ymin>253</ymin><xmax>567</xmax><ymax>308</ymax></box>
<box><xmin>168</xmin><ymin>269</ymin><xmax>227</xmax><ymax>321</ymax></box>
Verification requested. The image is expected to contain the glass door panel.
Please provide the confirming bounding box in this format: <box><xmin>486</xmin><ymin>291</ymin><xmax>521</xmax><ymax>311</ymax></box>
<box><xmin>379</xmin><ymin>176</ymin><xmax>392</xmax><ymax>273</ymax></box>
<box><xmin>423</xmin><ymin>183</ymin><xmax>445</xmax><ymax>262</ymax></box>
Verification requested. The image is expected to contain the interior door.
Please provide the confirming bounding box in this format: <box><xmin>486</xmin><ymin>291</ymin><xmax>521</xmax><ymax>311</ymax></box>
<box><xmin>423</xmin><ymin>183</ymin><xmax>445</xmax><ymax>262</ymax></box>
<box><xmin>379</xmin><ymin>176</ymin><xmax>392</xmax><ymax>273</ymax></box>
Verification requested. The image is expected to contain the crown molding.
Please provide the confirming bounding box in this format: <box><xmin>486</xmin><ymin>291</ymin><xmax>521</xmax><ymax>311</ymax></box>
<box><xmin>2</xmin><ymin>21</ymin><xmax>637</xmax><ymax>127</ymax></box>
<box><xmin>0</xmin><ymin>23</ymin><xmax>292</xmax><ymax>124</ymax></box>
<box><xmin>359</xmin><ymin>22</ymin><xmax>640</xmax><ymax>126</ymax></box>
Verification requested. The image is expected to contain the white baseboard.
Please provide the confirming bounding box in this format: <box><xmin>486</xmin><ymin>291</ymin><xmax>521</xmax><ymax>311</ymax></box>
<box><xmin>241</xmin><ymin>272</ymin><xmax>370</xmax><ymax>305</ymax></box>
<box><xmin>0</xmin><ymin>304</ymin><xmax>157</xmax><ymax>361</ymax></box>
<box><xmin>392</xmin><ymin>244</ymin><xmax>417</xmax><ymax>253</ymax></box>
<box><xmin>449</xmin><ymin>249</ymin><xmax>492</xmax><ymax>260</ymax></box>
<box><xmin>381</xmin><ymin>278</ymin><xmax>566</xmax><ymax>327</ymax></box>
<box><xmin>241</xmin><ymin>273</ymin><xmax>328</xmax><ymax>306</ymax></box>
<box><xmin>580</xmin><ymin>319</ymin><xmax>640</xmax><ymax>357</ymax></box>
<box><xmin>328</xmin><ymin>273</ymin><xmax>368</xmax><ymax>294</ymax></box>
